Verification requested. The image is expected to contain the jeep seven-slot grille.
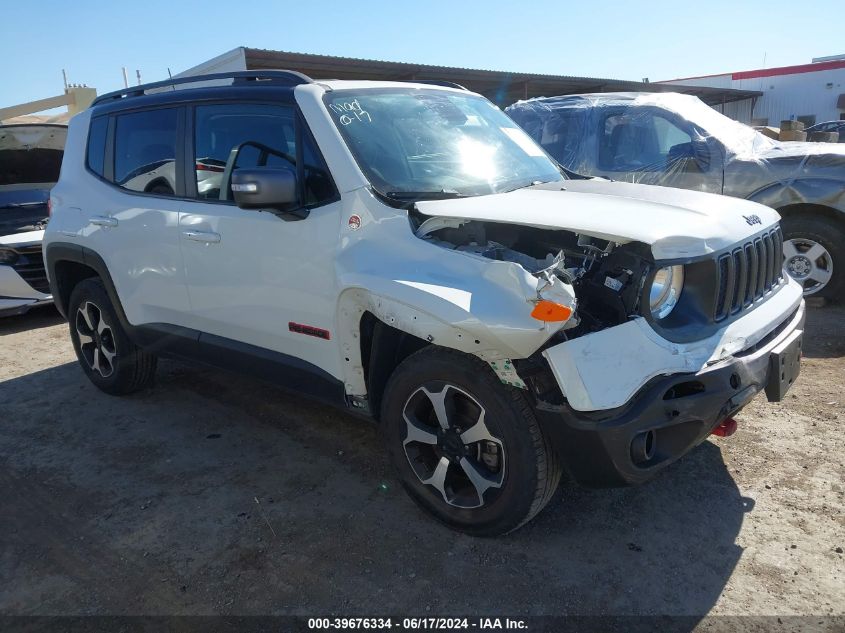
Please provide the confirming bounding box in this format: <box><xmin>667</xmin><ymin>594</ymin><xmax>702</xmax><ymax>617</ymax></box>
<box><xmin>11</xmin><ymin>244</ymin><xmax>51</xmax><ymax>295</ymax></box>
<box><xmin>714</xmin><ymin>226</ymin><xmax>784</xmax><ymax>322</ymax></box>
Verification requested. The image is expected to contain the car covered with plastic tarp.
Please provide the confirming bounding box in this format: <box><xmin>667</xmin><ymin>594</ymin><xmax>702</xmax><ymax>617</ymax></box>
<box><xmin>506</xmin><ymin>93</ymin><xmax>845</xmax><ymax>299</ymax></box>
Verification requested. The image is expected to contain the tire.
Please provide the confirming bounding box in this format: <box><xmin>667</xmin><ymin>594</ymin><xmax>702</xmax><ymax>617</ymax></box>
<box><xmin>67</xmin><ymin>278</ymin><xmax>157</xmax><ymax>395</ymax></box>
<box><xmin>380</xmin><ymin>347</ymin><xmax>561</xmax><ymax>536</ymax></box>
<box><xmin>780</xmin><ymin>215</ymin><xmax>844</xmax><ymax>300</ymax></box>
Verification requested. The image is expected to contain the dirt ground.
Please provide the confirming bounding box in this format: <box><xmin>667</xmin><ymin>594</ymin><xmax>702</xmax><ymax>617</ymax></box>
<box><xmin>0</xmin><ymin>303</ymin><xmax>842</xmax><ymax>619</ymax></box>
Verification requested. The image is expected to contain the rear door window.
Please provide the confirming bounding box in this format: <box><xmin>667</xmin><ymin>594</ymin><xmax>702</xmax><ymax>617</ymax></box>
<box><xmin>113</xmin><ymin>108</ymin><xmax>179</xmax><ymax>196</ymax></box>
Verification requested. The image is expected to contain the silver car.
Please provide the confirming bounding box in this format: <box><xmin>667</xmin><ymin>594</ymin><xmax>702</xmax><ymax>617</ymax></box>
<box><xmin>506</xmin><ymin>93</ymin><xmax>845</xmax><ymax>298</ymax></box>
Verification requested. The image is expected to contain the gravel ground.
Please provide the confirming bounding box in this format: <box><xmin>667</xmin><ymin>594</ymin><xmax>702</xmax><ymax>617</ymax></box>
<box><xmin>0</xmin><ymin>303</ymin><xmax>842</xmax><ymax>619</ymax></box>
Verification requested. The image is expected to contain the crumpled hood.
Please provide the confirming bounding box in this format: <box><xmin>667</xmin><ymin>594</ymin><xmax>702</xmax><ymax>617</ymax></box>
<box><xmin>415</xmin><ymin>180</ymin><xmax>781</xmax><ymax>260</ymax></box>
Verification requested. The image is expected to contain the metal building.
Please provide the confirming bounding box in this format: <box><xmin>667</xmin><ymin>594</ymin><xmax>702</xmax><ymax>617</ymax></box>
<box><xmin>174</xmin><ymin>47</ymin><xmax>759</xmax><ymax>109</ymax></box>
<box><xmin>659</xmin><ymin>55</ymin><xmax>845</xmax><ymax>127</ymax></box>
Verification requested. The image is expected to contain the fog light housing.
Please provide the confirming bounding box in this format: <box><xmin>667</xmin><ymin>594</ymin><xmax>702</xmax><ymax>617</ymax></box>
<box><xmin>0</xmin><ymin>248</ymin><xmax>18</xmax><ymax>265</ymax></box>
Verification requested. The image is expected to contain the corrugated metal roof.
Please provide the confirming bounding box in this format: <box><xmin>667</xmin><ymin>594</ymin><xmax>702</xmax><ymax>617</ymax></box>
<box><xmin>241</xmin><ymin>48</ymin><xmax>761</xmax><ymax>106</ymax></box>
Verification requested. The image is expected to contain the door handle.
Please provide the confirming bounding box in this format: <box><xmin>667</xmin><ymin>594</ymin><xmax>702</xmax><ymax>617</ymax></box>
<box><xmin>182</xmin><ymin>230</ymin><xmax>221</xmax><ymax>244</ymax></box>
<box><xmin>89</xmin><ymin>215</ymin><xmax>118</xmax><ymax>227</ymax></box>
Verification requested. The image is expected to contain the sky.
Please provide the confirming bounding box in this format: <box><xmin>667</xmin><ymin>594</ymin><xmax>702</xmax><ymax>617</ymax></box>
<box><xmin>2</xmin><ymin>0</ymin><xmax>841</xmax><ymax>112</ymax></box>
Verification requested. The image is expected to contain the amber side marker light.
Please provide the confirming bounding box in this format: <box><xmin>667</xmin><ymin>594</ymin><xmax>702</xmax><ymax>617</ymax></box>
<box><xmin>530</xmin><ymin>300</ymin><xmax>573</xmax><ymax>322</ymax></box>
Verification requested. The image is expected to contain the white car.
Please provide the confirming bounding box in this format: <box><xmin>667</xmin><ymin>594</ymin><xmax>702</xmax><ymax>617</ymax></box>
<box><xmin>44</xmin><ymin>72</ymin><xmax>805</xmax><ymax>535</ymax></box>
<box><xmin>0</xmin><ymin>230</ymin><xmax>52</xmax><ymax>315</ymax></box>
<box><xmin>0</xmin><ymin>123</ymin><xmax>66</xmax><ymax>316</ymax></box>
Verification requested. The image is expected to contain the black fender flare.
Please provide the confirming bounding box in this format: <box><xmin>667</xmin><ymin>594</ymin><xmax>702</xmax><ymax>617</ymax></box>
<box><xmin>46</xmin><ymin>242</ymin><xmax>133</xmax><ymax>332</ymax></box>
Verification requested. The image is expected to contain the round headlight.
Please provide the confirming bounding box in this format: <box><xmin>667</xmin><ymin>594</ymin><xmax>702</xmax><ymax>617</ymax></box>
<box><xmin>650</xmin><ymin>265</ymin><xmax>684</xmax><ymax>319</ymax></box>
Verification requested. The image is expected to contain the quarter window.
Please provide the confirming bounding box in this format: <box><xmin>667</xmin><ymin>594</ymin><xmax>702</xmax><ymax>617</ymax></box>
<box><xmin>113</xmin><ymin>108</ymin><xmax>178</xmax><ymax>196</ymax></box>
<box><xmin>86</xmin><ymin>116</ymin><xmax>108</xmax><ymax>177</ymax></box>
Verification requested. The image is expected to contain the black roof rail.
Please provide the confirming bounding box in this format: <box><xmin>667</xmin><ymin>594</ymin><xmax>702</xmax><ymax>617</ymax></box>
<box><xmin>92</xmin><ymin>70</ymin><xmax>314</xmax><ymax>106</ymax></box>
<box><xmin>406</xmin><ymin>79</ymin><xmax>468</xmax><ymax>91</ymax></box>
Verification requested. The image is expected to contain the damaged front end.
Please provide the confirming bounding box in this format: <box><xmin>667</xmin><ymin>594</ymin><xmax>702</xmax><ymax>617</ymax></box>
<box><xmin>411</xmin><ymin>210</ymin><xmax>658</xmax><ymax>399</ymax></box>
<box><xmin>410</xmin><ymin>208</ymin><xmax>806</xmax><ymax>488</ymax></box>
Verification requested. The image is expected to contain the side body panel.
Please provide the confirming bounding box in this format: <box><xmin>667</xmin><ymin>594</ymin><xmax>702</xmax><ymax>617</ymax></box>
<box><xmin>728</xmin><ymin>169</ymin><xmax>845</xmax><ymax>217</ymax></box>
<box><xmin>46</xmin><ymin>109</ymin><xmax>191</xmax><ymax>327</ymax></box>
<box><xmin>178</xmin><ymin>197</ymin><xmax>345</xmax><ymax>381</ymax></box>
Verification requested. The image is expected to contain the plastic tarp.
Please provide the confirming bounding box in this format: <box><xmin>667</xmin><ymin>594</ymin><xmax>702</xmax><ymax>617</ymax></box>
<box><xmin>505</xmin><ymin>92</ymin><xmax>845</xmax><ymax>194</ymax></box>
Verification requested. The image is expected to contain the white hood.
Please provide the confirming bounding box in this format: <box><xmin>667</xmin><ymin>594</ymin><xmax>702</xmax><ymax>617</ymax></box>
<box><xmin>415</xmin><ymin>180</ymin><xmax>781</xmax><ymax>260</ymax></box>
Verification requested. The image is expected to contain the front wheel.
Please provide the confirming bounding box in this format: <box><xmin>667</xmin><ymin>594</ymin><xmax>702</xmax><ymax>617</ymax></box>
<box><xmin>781</xmin><ymin>215</ymin><xmax>844</xmax><ymax>299</ymax></box>
<box><xmin>381</xmin><ymin>347</ymin><xmax>561</xmax><ymax>536</ymax></box>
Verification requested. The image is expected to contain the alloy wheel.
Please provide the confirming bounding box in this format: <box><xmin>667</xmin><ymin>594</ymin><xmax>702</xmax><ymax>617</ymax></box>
<box><xmin>783</xmin><ymin>238</ymin><xmax>833</xmax><ymax>295</ymax></box>
<box><xmin>402</xmin><ymin>383</ymin><xmax>505</xmax><ymax>509</ymax></box>
<box><xmin>75</xmin><ymin>301</ymin><xmax>117</xmax><ymax>378</ymax></box>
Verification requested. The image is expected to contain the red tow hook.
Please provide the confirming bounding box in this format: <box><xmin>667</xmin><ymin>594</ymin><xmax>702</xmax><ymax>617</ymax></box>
<box><xmin>711</xmin><ymin>417</ymin><xmax>738</xmax><ymax>437</ymax></box>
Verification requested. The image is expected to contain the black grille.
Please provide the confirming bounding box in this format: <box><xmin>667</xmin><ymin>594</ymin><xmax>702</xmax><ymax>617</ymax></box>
<box><xmin>714</xmin><ymin>226</ymin><xmax>784</xmax><ymax>322</ymax></box>
<box><xmin>11</xmin><ymin>244</ymin><xmax>50</xmax><ymax>294</ymax></box>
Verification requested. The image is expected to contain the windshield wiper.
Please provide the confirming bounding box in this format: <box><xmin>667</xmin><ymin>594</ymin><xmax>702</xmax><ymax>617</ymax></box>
<box><xmin>384</xmin><ymin>189</ymin><xmax>465</xmax><ymax>201</ymax></box>
<box><xmin>498</xmin><ymin>179</ymin><xmax>557</xmax><ymax>194</ymax></box>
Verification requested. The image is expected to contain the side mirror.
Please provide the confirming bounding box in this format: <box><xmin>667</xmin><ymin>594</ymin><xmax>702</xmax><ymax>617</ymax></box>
<box><xmin>691</xmin><ymin>138</ymin><xmax>711</xmax><ymax>171</ymax></box>
<box><xmin>667</xmin><ymin>140</ymin><xmax>711</xmax><ymax>173</ymax></box>
<box><xmin>231</xmin><ymin>168</ymin><xmax>298</xmax><ymax>211</ymax></box>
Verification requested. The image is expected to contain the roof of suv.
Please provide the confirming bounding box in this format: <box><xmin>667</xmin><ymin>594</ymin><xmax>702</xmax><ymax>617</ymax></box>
<box><xmin>90</xmin><ymin>70</ymin><xmax>471</xmax><ymax>116</ymax></box>
<box><xmin>511</xmin><ymin>92</ymin><xmax>703</xmax><ymax>105</ymax></box>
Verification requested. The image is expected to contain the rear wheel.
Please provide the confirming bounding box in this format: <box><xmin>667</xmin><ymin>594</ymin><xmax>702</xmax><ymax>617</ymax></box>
<box><xmin>68</xmin><ymin>278</ymin><xmax>157</xmax><ymax>395</ymax></box>
<box><xmin>381</xmin><ymin>347</ymin><xmax>561</xmax><ymax>536</ymax></box>
<box><xmin>781</xmin><ymin>215</ymin><xmax>844</xmax><ymax>299</ymax></box>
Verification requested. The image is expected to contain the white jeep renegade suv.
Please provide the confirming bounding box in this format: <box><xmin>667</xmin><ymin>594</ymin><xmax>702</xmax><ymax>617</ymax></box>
<box><xmin>44</xmin><ymin>71</ymin><xmax>805</xmax><ymax>535</ymax></box>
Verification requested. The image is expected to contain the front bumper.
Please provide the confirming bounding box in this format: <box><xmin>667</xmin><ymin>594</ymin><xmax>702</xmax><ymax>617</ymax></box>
<box><xmin>0</xmin><ymin>263</ymin><xmax>52</xmax><ymax>317</ymax></box>
<box><xmin>0</xmin><ymin>297</ymin><xmax>53</xmax><ymax>317</ymax></box>
<box><xmin>535</xmin><ymin>301</ymin><xmax>805</xmax><ymax>487</ymax></box>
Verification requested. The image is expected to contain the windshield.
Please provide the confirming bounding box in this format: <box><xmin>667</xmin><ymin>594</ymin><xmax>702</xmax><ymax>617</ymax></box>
<box><xmin>324</xmin><ymin>88</ymin><xmax>564</xmax><ymax>199</ymax></box>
